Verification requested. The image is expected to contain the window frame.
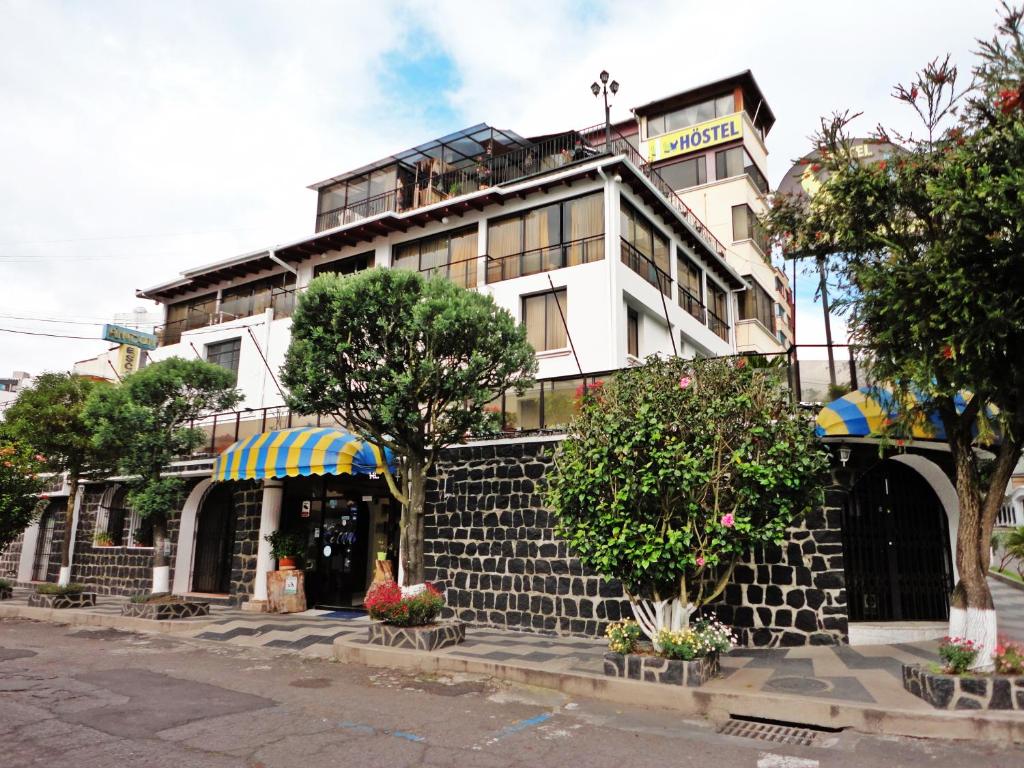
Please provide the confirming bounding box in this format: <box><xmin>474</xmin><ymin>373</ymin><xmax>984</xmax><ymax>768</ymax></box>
<box><xmin>731</xmin><ymin>204</ymin><xmax>770</xmax><ymax>255</ymax></box>
<box><xmin>392</xmin><ymin>225</ymin><xmax>479</xmax><ymax>288</ymax></box>
<box><xmin>738</xmin><ymin>277</ymin><xmax>776</xmax><ymax>332</ymax></box>
<box><xmin>626</xmin><ymin>307</ymin><xmax>639</xmax><ymax>358</ymax></box>
<box><xmin>206</xmin><ymin>337</ymin><xmax>242</xmax><ymax>381</ymax></box>
<box><xmin>521</xmin><ymin>289</ymin><xmax>568</xmax><ymax>352</ymax></box>
<box><xmin>314</xmin><ymin>250</ymin><xmax>375</xmax><ymax>277</ymax></box>
<box><xmin>714</xmin><ymin>146</ymin><xmax>769</xmax><ymax>193</ymax></box>
<box><xmin>658</xmin><ymin>154</ymin><xmax>707</xmax><ymax>190</ymax></box>
<box><xmin>619</xmin><ymin>199</ymin><xmax>671</xmax><ymax>295</ymax></box>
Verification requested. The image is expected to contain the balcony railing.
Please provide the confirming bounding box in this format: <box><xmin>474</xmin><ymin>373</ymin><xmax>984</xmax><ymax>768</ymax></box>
<box><xmin>678</xmin><ymin>288</ymin><xmax>706</xmax><ymax>323</ymax></box>
<box><xmin>707</xmin><ymin>308</ymin><xmax>730</xmax><ymax>341</ymax></box>
<box><xmin>486</xmin><ymin>235</ymin><xmax>605</xmax><ymax>283</ymax></box>
<box><xmin>156</xmin><ymin>286</ymin><xmax>297</xmax><ymax>347</ymax></box>
<box><xmin>620</xmin><ymin>239</ymin><xmax>671</xmax><ymax>296</ymax></box>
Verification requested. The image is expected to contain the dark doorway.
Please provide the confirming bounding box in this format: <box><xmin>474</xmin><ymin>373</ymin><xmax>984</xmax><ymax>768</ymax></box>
<box><xmin>841</xmin><ymin>459</ymin><xmax>954</xmax><ymax>622</ymax></box>
<box><xmin>192</xmin><ymin>484</ymin><xmax>236</xmax><ymax>594</ymax></box>
<box><xmin>33</xmin><ymin>501</ymin><xmax>60</xmax><ymax>582</ymax></box>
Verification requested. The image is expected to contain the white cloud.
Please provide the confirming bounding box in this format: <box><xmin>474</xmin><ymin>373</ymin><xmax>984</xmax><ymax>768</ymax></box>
<box><xmin>0</xmin><ymin>0</ymin><xmax>1002</xmax><ymax>374</ymax></box>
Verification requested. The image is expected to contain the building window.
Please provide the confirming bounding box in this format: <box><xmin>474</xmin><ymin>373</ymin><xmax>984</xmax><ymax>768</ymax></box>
<box><xmin>487</xmin><ymin>192</ymin><xmax>604</xmax><ymax>283</ymax></box>
<box><xmin>218</xmin><ymin>272</ymin><xmax>297</xmax><ymax>323</ymax></box>
<box><xmin>707</xmin><ymin>282</ymin><xmax>730</xmax><ymax>341</ymax></box>
<box><xmin>206</xmin><ymin>338</ymin><xmax>241</xmax><ymax>380</ymax></box>
<box><xmin>620</xmin><ymin>200</ymin><xmax>670</xmax><ymax>295</ymax></box>
<box><xmin>126</xmin><ymin>509</ymin><xmax>154</xmax><ymax>548</ymax></box>
<box><xmin>677</xmin><ymin>255</ymin><xmax>704</xmax><ymax>321</ymax></box>
<box><xmin>314</xmin><ymin>251</ymin><xmax>374</xmax><ymax>277</ymax></box>
<box><xmin>162</xmin><ymin>292</ymin><xmax>217</xmax><ymax>346</ymax></box>
<box><xmin>715</xmin><ymin>147</ymin><xmax>768</xmax><ymax>193</ymax></box>
<box><xmin>731</xmin><ymin>204</ymin><xmax>770</xmax><ymax>255</ymax></box>
<box><xmin>393</xmin><ymin>227</ymin><xmax>478</xmax><ymax>288</ymax></box>
<box><xmin>647</xmin><ymin>94</ymin><xmax>736</xmax><ymax>137</ymax></box>
<box><xmin>739</xmin><ymin>277</ymin><xmax>775</xmax><ymax>332</ymax></box>
<box><xmin>627</xmin><ymin>308</ymin><xmax>639</xmax><ymax>357</ymax></box>
<box><xmin>658</xmin><ymin>155</ymin><xmax>707</xmax><ymax>191</ymax></box>
<box><xmin>522</xmin><ymin>290</ymin><xmax>567</xmax><ymax>352</ymax></box>
<box><xmin>316</xmin><ymin>166</ymin><xmax>398</xmax><ymax>230</ymax></box>
<box><xmin>94</xmin><ymin>485</ymin><xmax>128</xmax><ymax>546</ymax></box>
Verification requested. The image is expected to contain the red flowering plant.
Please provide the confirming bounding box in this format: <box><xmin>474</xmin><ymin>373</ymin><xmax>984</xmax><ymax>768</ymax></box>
<box><xmin>364</xmin><ymin>580</ymin><xmax>444</xmax><ymax>627</ymax></box>
<box><xmin>993</xmin><ymin>638</ymin><xmax>1024</xmax><ymax>675</ymax></box>
<box><xmin>938</xmin><ymin>636</ymin><xmax>979</xmax><ymax>674</ymax></box>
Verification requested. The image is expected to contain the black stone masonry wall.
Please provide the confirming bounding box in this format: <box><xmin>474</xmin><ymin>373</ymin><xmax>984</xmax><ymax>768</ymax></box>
<box><xmin>423</xmin><ymin>438</ymin><xmax>631</xmax><ymax>637</ymax></box>
<box><xmin>424</xmin><ymin>437</ymin><xmax>849</xmax><ymax>645</ymax></box>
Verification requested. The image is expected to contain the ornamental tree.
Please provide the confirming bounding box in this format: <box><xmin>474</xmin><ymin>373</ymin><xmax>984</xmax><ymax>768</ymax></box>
<box><xmin>83</xmin><ymin>358</ymin><xmax>240</xmax><ymax>593</ymax></box>
<box><xmin>281</xmin><ymin>267</ymin><xmax>537</xmax><ymax>585</ymax></box>
<box><xmin>547</xmin><ymin>357</ymin><xmax>828</xmax><ymax>646</ymax></box>
<box><xmin>3</xmin><ymin>373</ymin><xmax>115</xmax><ymax>585</ymax></box>
<box><xmin>764</xmin><ymin>5</ymin><xmax>1024</xmax><ymax>669</ymax></box>
<box><xmin>0</xmin><ymin>437</ymin><xmax>47</xmax><ymax>555</ymax></box>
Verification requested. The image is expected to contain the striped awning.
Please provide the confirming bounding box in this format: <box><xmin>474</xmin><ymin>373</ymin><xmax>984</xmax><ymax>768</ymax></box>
<box><xmin>815</xmin><ymin>386</ymin><xmax>997</xmax><ymax>442</ymax></box>
<box><xmin>212</xmin><ymin>427</ymin><xmax>396</xmax><ymax>482</ymax></box>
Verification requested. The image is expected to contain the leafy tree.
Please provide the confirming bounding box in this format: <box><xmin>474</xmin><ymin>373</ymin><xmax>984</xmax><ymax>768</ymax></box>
<box><xmin>281</xmin><ymin>268</ymin><xmax>537</xmax><ymax>584</ymax></box>
<box><xmin>84</xmin><ymin>358</ymin><xmax>240</xmax><ymax>592</ymax></box>
<box><xmin>0</xmin><ymin>437</ymin><xmax>47</xmax><ymax>555</ymax></box>
<box><xmin>4</xmin><ymin>373</ymin><xmax>114</xmax><ymax>585</ymax></box>
<box><xmin>547</xmin><ymin>357</ymin><xmax>828</xmax><ymax>646</ymax></box>
<box><xmin>764</xmin><ymin>4</ymin><xmax>1024</xmax><ymax>668</ymax></box>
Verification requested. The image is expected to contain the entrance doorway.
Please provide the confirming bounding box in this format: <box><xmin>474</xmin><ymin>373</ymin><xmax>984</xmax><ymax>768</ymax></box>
<box><xmin>282</xmin><ymin>475</ymin><xmax>399</xmax><ymax>609</ymax></box>
<box><xmin>842</xmin><ymin>459</ymin><xmax>954</xmax><ymax>622</ymax></box>
<box><xmin>33</xmin><ymin>501</ymin><xmax>60</xmax><ymax>582</ymax></box>
<box><xmin>191</xmin><ymin>484</ymin><xmax>236</xmax><ymax>594</ymax></box>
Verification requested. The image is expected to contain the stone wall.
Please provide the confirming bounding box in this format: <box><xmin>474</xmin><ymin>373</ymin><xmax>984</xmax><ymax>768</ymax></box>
<box><xmin>0</xmin><ymin>529</ymin><xmax>25</xmax><ymax>579</ymax></box>
<box><xmin>227</xmin><ymin>481</ymin><xmax>263</xmax><ymax>600</ymax></box>
<box><xmin>423</xmin><ymin>438</ymin><xmax>631</xmax><ymax>637</ymax></box>
<box><xmin>713</xmin><ymin>487</ymin><xmax>849</xmax><ymax>647</ymax></box>
<box><xmin>424</xmin><ymin>437</ymin><xmax>848</xmax><ymax>645</ymax></box>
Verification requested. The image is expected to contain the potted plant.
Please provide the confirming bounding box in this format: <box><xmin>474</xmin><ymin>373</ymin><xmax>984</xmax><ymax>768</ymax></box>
<box><xmin>364</xmin><ymin>580</ymin><xmax>465</xmax><ymax>650</ymax></box>
<box><xmin>93</xmin><ymin>531</ymin><xmax>114</xmax><ymax>547</ymax></box>
<box><xmin>264</xmin><ymin>530</ymin><xmax>304</xmax><ymax>570</ymax></box>
<box><xmin>603</xmin><ymin>616</ymin><xmax>735</xmax><ymax>686</ymax></box>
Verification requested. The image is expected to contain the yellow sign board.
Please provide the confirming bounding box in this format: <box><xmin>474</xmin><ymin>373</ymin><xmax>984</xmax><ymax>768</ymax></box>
<box><xmin>648</xmin><ymin>112</ymin><xmax>743</xmax><ymax>162</ymax></box>
<box><xmin>115</xmin><ymin>344</ymin><xmax>140</xmax><ymax>378</ymax></box>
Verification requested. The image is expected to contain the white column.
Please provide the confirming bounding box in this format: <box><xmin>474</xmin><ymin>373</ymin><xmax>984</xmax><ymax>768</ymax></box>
<box><xmin>16</xmin><ymin>521</ymin><xmax>40</xmax><ymax>583</ymax></box>
<box><xmin>252</xmin><ymin>479</ymin><xmax>284</xmax><ymax>602</ymax></box>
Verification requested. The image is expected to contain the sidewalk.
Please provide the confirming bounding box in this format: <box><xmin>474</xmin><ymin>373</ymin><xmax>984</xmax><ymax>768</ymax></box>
<box><xmin>3</xmin><ymin>586</ymin><xmax>1023</xmax><ymax>743</ymax></box>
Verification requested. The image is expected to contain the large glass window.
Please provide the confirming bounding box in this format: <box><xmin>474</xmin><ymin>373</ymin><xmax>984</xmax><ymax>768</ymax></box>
<box><xmin>715</xmin><ymin>147</ymin><xmax>769</xmax><ymax>193</ymax></box>
<box><xmin>707</xmin><ymin>282</ymin><xmax>730</xmax><ymax>341</ymax></box>
<box><xmin>162</xmin><ymin>292</ymin><xmax>217</xmax><ymax>346</ymax></box>
<box><xmin>314</xmin><ymin>251</ymin><xmax>374</xmax><ymax>277</ymax></box>
<box><xmin>731</xmin><ymin>204</ymin><xmax>770</xmax><ymax>255</ymax></box>
<box><xmin>522</xmin><ymin>290</ymin><xmax>567</xmax><ymax>351</ymax></box>
<box><xmin>487</xmin><ymin>192</ymin><xmax>604</xmax><ymax>283</ymax></box>
<box><xmin>647</xmin><ymin>94</ymin><xmax>736</xmax><ymax>137</ymax></box>
<box><xmin>677</xmin><ymin>255</ymin><xmax>704</xmax><ymax>320</ymax></box>
<box><xmin>620</xmin><ymin>200</ymin><xmax>670</xmax><ymax>295</ymax></box>
<box><xmin>218</xmin><ymin>272</ymin><xmax>297</xmax><ymax>323</ymax></box>
<box><xmin>659</xmin><ymin>155</ymin><xmax>707</xmax><ymax>190</ymax></box>
<box><xmin>392</xmin><ymin>227</ymin><xmax>478</xmax><ymax>288</ymax></box>
<box><xmin>206</xmin><ymin>338</ymin><xmax>241</xmax><ymax>380</ymax></box>
<box><xmin>739</xmin><ymin>277</ymin><xmax>775</xmax><ymax>332</ymax></box>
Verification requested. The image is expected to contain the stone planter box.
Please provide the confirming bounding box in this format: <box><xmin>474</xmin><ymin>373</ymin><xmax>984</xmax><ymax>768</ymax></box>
<box><xmin>367</xmin><ymin>621</ymin><xmax>466</xmax><ymax>651</ymax></box>
<box><xmin>27</xmin><ymin>591</ymin><xmax>97</xmax><ymax>609</ymax></box>
<box><xmin>604</xmin><ymin>651</ymin><xmax>720</xmax><ymax>687</ymax></box>
<box><xmin>903</xmin><ymin>664</ymin><xmax>1024</xmax><ymax>710</ymax></box>
<box><xmin>0</xmin><ymin>585</ymin><xmax>12</xmax><ymax>600</ymax></box>
<box><xmin>121</xmin><ymin>600</ymin><xmax>210</xmax><ymax>620</ymax></box>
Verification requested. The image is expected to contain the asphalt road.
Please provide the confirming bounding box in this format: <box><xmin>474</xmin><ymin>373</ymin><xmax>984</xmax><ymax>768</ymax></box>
<box><xmin>1</xmin><ymin>617</ymin><xmax>1021</xmax><ymax>768</ymax></box>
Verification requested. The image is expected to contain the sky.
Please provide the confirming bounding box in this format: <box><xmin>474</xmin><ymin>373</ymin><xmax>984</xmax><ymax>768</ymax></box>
<box><xmin>0</xmin><ymin>0</ymin><xmax>1004</xmax><ymax>375</ymax></box>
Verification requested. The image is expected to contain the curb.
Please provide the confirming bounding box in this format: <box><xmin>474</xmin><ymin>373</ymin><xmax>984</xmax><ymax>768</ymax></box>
<box><xmin>990</xmin><ymin>569</ymin><xmax>1024</xmax><ymax>592</ymax></box>
<box><xmin>0</xmin><ymin>601</ymin><xmax>216</xmax><ymax>635</ymax></box>
<box><xmin>332</xmin><ymin>638</ymin><xmax>1024</xmax><ymax>744</ymax></box>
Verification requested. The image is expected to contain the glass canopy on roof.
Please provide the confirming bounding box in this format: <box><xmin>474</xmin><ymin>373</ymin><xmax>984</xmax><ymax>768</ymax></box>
<box><xmin>310</xmin><ymin>124</ymin><xmax>534</xmax><ymax>190</ymax></box>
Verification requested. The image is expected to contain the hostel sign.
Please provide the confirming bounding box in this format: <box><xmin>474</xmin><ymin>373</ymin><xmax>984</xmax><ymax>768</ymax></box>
<box><xmin>102</xmin><ymin>323</ymin><xmax>158</xmax><ymax>351</ymax></box>
<box><xmin>647</xmin><ymin>112</ymin><xmax>743</xmax><ymax>162</ymax></box>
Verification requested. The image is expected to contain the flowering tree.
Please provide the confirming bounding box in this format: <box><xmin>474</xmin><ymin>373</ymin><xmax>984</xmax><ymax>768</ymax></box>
<box><xmin>764</xmin><ymin>5</ymin><xmax>1024</xmax><ymax>669</ymax></box>
<box><xmin>0</xmin><ymin>437</ymin><xmax>46</xmax><ymax>554</ymax></box>
<box><xmin>547</xmin><ymin>357</ymin><xmax>827</xmax><ymax>646</ymax></box>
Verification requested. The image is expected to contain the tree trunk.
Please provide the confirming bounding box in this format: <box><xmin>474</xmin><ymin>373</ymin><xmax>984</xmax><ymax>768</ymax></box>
<box><xmin>629</xmin><ymin>596</ymin><xmax>694</xmax><ymax>650</ymax></box>
<box><xmin>403</xmin><ymin>456</ymin><xmax>427</xmax><ymax>586</ymax></box>
<box><xmin>151</xmin><ymin>514</ymin><xmax>169</xmax><ymax>594</ymax></box>
<box><xmin>948</xmin><ymin>431</ymin><xmax>996</xmax><ymax>671</ymax></box>
<box><xmin>57</xmin><ymin>475</ymin><xmax>79</xmax><ymax>587</ymax></box>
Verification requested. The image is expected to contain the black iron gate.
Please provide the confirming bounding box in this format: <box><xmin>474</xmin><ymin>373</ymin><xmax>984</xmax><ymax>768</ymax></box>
<box><xmin>841</xmin><ymin>460</ymin><xmax>954</xmax><ymax>622</ymax></box>
<box><xmin>192</xmin><ymin>484</ymin><xmax>236</xmax><ymax>594</ymax></box>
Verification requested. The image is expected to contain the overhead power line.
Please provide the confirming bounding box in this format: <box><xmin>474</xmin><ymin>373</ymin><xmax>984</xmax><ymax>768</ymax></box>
<box><xmin>0</xmin><ymin>327</ymin><xmax>104</xmax><ymax>341</ymax></box>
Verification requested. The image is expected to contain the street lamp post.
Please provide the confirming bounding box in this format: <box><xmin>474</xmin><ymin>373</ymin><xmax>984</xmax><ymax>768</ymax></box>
<box><xmin>590</xmin><ymin>70</ymin><xmax>619</xmax><ymax>149</ymax></box>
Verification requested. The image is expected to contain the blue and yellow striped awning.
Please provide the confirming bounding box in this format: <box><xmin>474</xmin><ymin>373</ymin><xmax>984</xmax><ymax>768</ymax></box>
<box><xmin>815</xmin><ymin>386</ymin><xmax>997</xmax><ymax>442</ymax></box>
<box><xmin>212</xmin><ymin>427</ymin><xmax>396</xmax><ymax>482</ymax></box>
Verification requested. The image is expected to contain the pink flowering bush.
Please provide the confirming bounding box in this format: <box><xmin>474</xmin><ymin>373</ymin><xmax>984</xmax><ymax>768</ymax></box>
<box><xmin>993</xmin><ymin>639</ymin><xmax>1024</xmax><ymax>675</ymax></box>
<box><xmin>938</xmin><ymin>636</ymin><xmax>978</xmax><ymax>674</ymax></box>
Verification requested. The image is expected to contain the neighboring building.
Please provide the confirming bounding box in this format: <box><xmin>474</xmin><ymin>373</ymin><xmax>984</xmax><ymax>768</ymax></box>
<box><xmin>1000</xmin><ymin>458</ymin><xmax>1024</xmax><ymax>528</ymax></box>
<box><xmin>71</xmin><ymin>308</ymin><xmax>158</xmax><ymax>382</ymax></box>
<box><xmin>0</xmin><ymin>371</ymin><xmax>32</xmax><ymax>417</ymax></box>
<box><xmin>634</xmin><ymin>71</ymin><xmax>792</xmax><ymax>355</ymax></box>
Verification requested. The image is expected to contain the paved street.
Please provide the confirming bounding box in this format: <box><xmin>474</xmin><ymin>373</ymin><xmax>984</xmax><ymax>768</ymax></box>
<box><xmin>2</xmin><ymin>618</ymin><xmax>1021</xmax><ymax>768</ymax></box>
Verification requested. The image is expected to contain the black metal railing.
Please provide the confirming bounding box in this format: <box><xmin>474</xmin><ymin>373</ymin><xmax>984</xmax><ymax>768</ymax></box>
<box><xmin>156</xmin><ymin>286</ymin><xmax>297</xmax><ymax>347</ymax></box>
<box><xmin>620</xmin><ymin>239</ymin><xmax>671</xmax><ymax>296</ymax></box>
<box><xmin>677</xmin><ymin>288</ymin><xmax>706</xmax><ymax>323</ymax></box>
<box><xmin>485</xmin><ymin>235</ymin><xmax>605</xmax><ymax>283</ymax></box>
<box><xmin>707</xmin><ymin>308</ymin><xmax>730</xmax><ymax>341</ymax></box>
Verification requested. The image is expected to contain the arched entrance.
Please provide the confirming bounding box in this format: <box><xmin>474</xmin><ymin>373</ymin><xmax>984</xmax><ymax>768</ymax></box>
<box><xmin>842</xmin><ymin>459</ymin><xmax>954</xmax><ymax>622</ymax></box>
<box><xmin>191</xmin><ymin>483</ymin><xmax>236</xmax><ymax>594</ymax></box>
<box><xmin>32</xmin><ymin>500</ymin><xmax>61</xmax><ymax>582</ymax></box>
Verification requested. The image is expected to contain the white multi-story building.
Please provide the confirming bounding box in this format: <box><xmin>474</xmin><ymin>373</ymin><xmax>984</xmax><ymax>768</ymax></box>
<box><xmin>139</xmin><ymin>122</ymin><xmax>746</xmax><ymax>442</ymax></box>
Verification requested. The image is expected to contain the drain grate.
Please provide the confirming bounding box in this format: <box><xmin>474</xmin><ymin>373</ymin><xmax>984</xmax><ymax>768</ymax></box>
<box><xmin>718</xmin><ymin>717</ymin><xmax>825</xmax><ymax>746</ymax></box>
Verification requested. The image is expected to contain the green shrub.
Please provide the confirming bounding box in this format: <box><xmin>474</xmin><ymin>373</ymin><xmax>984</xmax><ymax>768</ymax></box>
<box><xmin>0</xmin><ymin>577</ymin><xmax>12</xmax><ymax>590</ymax></box>
<box><xmin>938</xmin><ymin>637</ymin><xmax>979</xmax><ymax>674</ymax></box>
<box><xmin>129</xmin><ymin>591</ymin><xmax>173</xmax><ymax>604</ymax></box>
<box><xmin>36</xmin><ymin>582</ymin><xmax>86</xmax><ymax>595</ymax></box>
<box><xmin>994</xmin><ymin>640</ymin><xmax>1024</xmax><ymax>675</ymax></box>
